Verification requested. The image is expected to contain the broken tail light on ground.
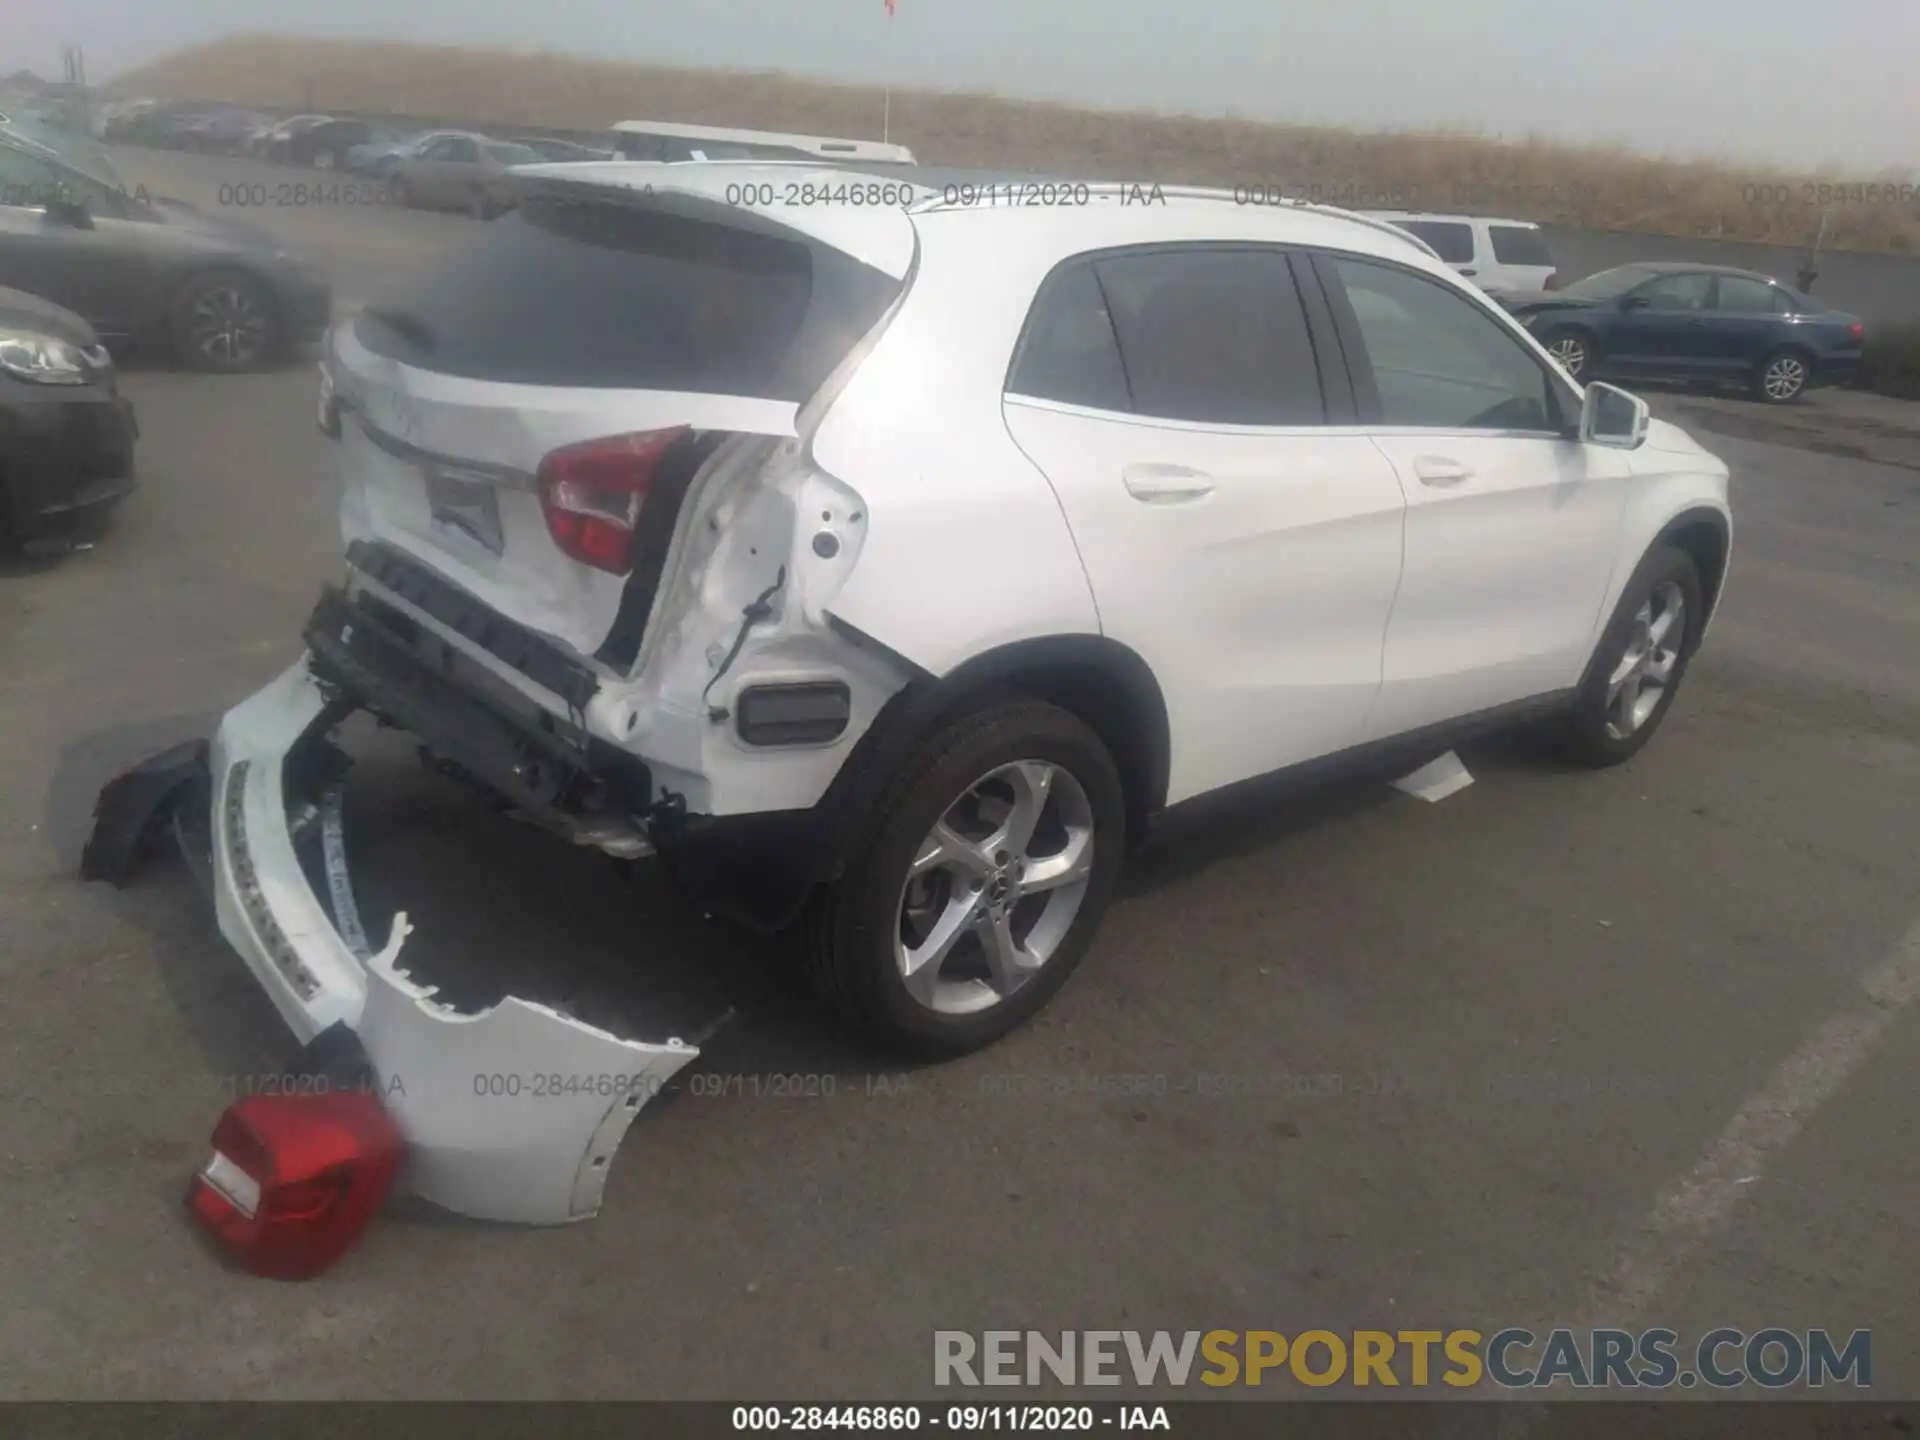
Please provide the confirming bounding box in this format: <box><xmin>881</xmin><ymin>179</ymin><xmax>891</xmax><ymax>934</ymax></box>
<box><xmin>187</xmin><ymin>1089</ymin><xmax>403</xmax><ymax>1280</ymax></box>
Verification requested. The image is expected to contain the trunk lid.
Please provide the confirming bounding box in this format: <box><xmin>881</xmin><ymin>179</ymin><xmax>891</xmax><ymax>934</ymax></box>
<box><xmin>328</xmin><ymin>169</ymin><xmax>914</xmax><ymax>665</ymax></box>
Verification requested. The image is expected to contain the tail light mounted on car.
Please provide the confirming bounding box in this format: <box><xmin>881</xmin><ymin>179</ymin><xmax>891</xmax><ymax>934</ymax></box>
<box><xmin>1848</xmin><ymin>322</ymin><xmax>1864</xmax><ymax>347</ymax></box>
<box><xmin>536</xmin><ymin>426</ymin><xmax>691</xmax><ymax>573</ymax></box>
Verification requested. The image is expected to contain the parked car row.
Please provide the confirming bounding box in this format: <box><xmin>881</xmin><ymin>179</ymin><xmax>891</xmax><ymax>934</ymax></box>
<box><xmin>0</xmin><ymin>123</ymin><xmax>332</xmax><ymax>373</ymax></box>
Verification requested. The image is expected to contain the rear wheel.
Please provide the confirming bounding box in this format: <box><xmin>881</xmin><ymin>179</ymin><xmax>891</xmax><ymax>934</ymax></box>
<box><xmin>171</xmin><ymin>270</ymin><xmax>278</xmax><ymax>372</ymax></box>
<box><xmin>469</xmin><ymin>187</ymin><xmax>498</xmax><ymax>220</ymax></box>
<box><xmin>387</xmin><ymin>174</ymin><xmax>411</xmax><ymax>207</ymax></box>
<box><xmin>804</xmin><ymin>699</ymin><xmax>1126</xmax><ymax>1059</ymax></box>
<box><xmin>1555</xmin><ymin>544</ymin><xmax>1703</xmax><ymax>767</ymax></box>
<box><xmin>1542</xmin><ymin>326</ymin><xmax>1595</xmax><ymax>381</ymax></box>
<box><xmin>1755</xmin><ymin>347</ymin><xmax>1811</xmax><ymax>404</ymax></box>
<box><xmin>313</xmin><ymin>149</ymin><xmax>337</xmax><ymax>171</ymax></box>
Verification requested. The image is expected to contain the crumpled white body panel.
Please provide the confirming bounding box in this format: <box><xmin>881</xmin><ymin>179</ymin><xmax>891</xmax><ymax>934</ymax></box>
<box><xmin>209</xmin><ymin>661</ymin><xmax>698</xmax><ymax>1225</ymax></box>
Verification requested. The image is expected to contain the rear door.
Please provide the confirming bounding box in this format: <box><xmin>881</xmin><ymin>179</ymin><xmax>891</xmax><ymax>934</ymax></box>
<box><xmin>1000</xmin><ymin>245</ymin><xmax>1407</xmax><ymax>802</ymax></box>
<box><xmin>328</xmin><ymin>182</ymin><xmax>907</xmax><ymax>661</ymax></box>
<box><xmin>1702</xmin><ymin>273</ymin><xmax>1788</xmax><ymax>374</ymax></box>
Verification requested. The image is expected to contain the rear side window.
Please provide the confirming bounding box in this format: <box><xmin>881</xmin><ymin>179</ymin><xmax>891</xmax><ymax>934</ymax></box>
<box><xmin>1400</xmin><ymin>221</ymin><xmax>1476</xmax><ymax>265</ymax></box>
<box><xmin>353</xmin><ymin>193</ymin><xmax>901</xmax><ymax>396</ymax></box>
<box><xmin>1094</xmin><ymin>248</ymin><xmax>1326</xmax><ymax>425</ymax></box>
<box><xmin>1489</xmin><ymin>224</ymin><xmax>1553</xmax><ymax>266</ymax></box>
<box><xmin>1715</xmin><ymin>276</ymin><xmax>1780</xmax><ymax>313</ymax></box>
<box><xmin>1006</xmin><ymin>260</ymin><xmax>1132</xmax><ymax>412</ymax></box>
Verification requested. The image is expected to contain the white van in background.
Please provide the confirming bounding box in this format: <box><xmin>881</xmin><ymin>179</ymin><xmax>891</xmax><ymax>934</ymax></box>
<box><xmin>1362</xmin><ymin>211</ymin><xmax>1559</xmax><ymax>293</ymax></box>
<box><xmin>609</xmin><ymin>120</ymin><xmax>916</xmax><ymax>164</ymax></box>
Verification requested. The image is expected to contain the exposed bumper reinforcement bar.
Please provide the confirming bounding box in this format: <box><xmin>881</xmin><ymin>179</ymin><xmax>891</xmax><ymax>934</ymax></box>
<box><xmin>85</xmin><ymin>658</ymin><xmax>701</xmax><ymax>1227</ymax></box>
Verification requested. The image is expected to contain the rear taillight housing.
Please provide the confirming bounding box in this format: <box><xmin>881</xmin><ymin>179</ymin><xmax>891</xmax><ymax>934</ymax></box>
<box><xmin>1543</xmin><ymin>272</ymin><xmax>1561</xmax><ymax>290</ymax></box>
<box><xmin>1849</xmin><ymin>322</ymin><xmax>1864</xmax><ymax>344</ymax></box>
<box><xmin>187</xmin><ymin>1091</ymin><xmax>402</xmax><ymax>1280</ymax></box>
<box><xmin>536</xmin><ymin>427</ymin><xmax>691</xmax><ymax>574</ymax></box>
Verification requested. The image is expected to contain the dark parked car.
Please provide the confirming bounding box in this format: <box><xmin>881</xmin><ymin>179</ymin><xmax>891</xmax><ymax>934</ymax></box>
<box><xmin>1499</xmin><ymin>262</ymin><xmax>1864</xmax><ymax>403</ymax></box>
<box><xmin>179</xmin><ymin>108</ymin><xmax>273</xmax><ymax>155</ymax></box>
<box><xmin>0</xmin><ymin>130</ymin><xmax>332</xmax><ymax>371</ymax></box>
<box><xmin>277</xmin><ymin>118</ymin><xmax>391</xmax><ymax>169</ymax></box>
<box><xmin>0</xmin><ymin>283</ymin><xmax>137</xmax><ymax>551</ymax></box>
<box><xmin>254</xmin><ymin>114</ymin><xmax>334</xmax><ymax>161</ymax></box>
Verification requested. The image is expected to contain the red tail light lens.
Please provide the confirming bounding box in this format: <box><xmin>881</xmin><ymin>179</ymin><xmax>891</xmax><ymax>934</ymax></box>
<box><xmin>1850</xmin><ymin>323</ymin><xmax>1864</xmax><ymax>342</ymax></box>
<box><xmin>1543</xmin><ymin>272</ymin><xmax>1561</xmax><ymax>290</ymax></box>
<box><xmin>186</xmin><ymin>1091</ymin><xmax>402</xmax><ymax>1280</ymax></box>
<box><xmin>536</xmin><ymin>427</ymin><xmax>691</xmax><ymax>574</ymax></box>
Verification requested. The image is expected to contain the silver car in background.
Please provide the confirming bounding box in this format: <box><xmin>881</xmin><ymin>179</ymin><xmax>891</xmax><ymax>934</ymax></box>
<box><xmin>386</xmin><ymin>134</ymin><xmax>544</xmax><ymax>218</ymax></box>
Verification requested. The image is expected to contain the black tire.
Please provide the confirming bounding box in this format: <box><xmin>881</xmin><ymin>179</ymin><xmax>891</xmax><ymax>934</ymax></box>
<box><xmin>170</xmin><ymin>270</ymin><xmax>280</xmax><ymax>373</ymax></box>
<box><xmin>387</xmin><ymin>174</ymin><xmax>411</xmax><ymax>207</ymax></box>
<box><xmin>1555</xmin><ymin>543</ymin><xmax>1704</xmax><ymax>767</ymax></box>
<box><xmin>1540</xmin><ymin>325</ymin><xmax>1596</xmax><ymax>382</ymax></box>
<box><xmin>469</xmin><ymin>187</ymin><xmax>497</xmax><ymax>220</ymax></box>
<box><xmin>1754</xmin><ymin>346</ymin><xmax>1812</xmax><ymax>404</ymax></box>
<box><xmin>803</xmin><ymin>698</ymin><xmax>1127</xmax><ymax>1059</ymax></box>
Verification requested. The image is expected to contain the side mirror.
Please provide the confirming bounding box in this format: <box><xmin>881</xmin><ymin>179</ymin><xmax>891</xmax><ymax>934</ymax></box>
<box><xmin>1580</xmin><ymin>382</ymin><xmax>1649</xmax><ymax>450</ymax></box>
<box><xmin>44</xmin><ymin>196</ymin><xmax>94</xmax><ymax>230</ymax></box>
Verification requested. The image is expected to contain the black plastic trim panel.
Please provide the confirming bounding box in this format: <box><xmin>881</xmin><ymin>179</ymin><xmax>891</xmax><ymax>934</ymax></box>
<box><xmin>304</xmin><ymin>588</ymin><xmax>626</xmax><ymax>813</ymax></box>
<box><xmin>346</xmin><ymin>539</ymin><xmax>600</xmax><ymax>712</ymax></box>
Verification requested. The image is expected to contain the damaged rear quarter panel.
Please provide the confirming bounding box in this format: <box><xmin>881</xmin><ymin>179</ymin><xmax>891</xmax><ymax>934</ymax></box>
<box><xmin>588</xmin><ymin>434</ymin><xmax>912</xmax><ymax>816</ymax></box>
<box><xmin>802</xmin><ymin>216</ymin><xmax>1102</xmax><ymax>676</ymax></box>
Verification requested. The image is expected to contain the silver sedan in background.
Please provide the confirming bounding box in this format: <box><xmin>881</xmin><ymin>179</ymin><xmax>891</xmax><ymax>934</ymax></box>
<box><xmin>385</xmin><ymin>134</ymin><xmax>545</xmax><ymax>218</ymax></box>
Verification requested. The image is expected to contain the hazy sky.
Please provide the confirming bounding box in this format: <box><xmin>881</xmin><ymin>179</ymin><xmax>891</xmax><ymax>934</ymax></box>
<box><xmin>8</xmin><ymin>0</ymin><xmax>1919</xmax><ymax>171</ymax></box>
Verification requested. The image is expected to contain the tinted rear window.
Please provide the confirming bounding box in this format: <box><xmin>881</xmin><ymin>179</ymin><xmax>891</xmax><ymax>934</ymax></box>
<box><xmin>1489</xmin><ymin>224</ymin><xmax>1553</xmax><ymax>266</ymax></box>
<box><xmin>1401</xmin><ymin>221</ymin><xmax>1476</xmax><ymax>264</ymax></box>
<box><xmin>353</xmin><ymin>192</ymin><xmax>901</xmax><ymax>396</ymax></box>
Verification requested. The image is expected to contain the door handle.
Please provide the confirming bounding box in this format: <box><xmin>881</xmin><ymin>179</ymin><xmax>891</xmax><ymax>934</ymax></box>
<box><xmin>1412</xmin><ymin>455</ymin><xmax>1474</xmax><ymax>487</ymax></box>
<box><xmin>1123</xmin><ymin>463</ymin><xmax>1215</xmax><ymax>502</ymax></box>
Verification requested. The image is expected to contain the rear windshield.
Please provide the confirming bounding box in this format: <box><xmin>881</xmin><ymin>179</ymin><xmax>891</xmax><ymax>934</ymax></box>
<box><xmin>1489</xmin><ymin>224</ymin><xmax>1554</xmax><ymax>266</ymax></box>
<box><xmin>1399</xmin><ymin>221</ymin><xmax>1476</xmax><ymax>264</ymax></box>
<box><xmin>352</xmin><ymin>191</ymin><xmax>902</xmax><ymax>396</ymax></box>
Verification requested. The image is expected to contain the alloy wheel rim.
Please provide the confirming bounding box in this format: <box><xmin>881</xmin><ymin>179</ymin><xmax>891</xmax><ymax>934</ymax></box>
<box><xmin>1764</xmin><ymin>356</ymin><xmax>1806</xmax><ymax>400</ymax></box>
<box><xmin>189</xmin><ymin>285</ymin><xmax>269</xmax><ymax>366</ymax></box>
<box><xmin>1549</xmin><ymin>337</ymin><xmax>1587</xmax><ymax>376</ymax></box>
<box><xmin>1604</xmin><ymin>581</ymin><xmax>1687</xmax><ymax>740</ymax></box>
<box><xmin>894</xmin><ymin>759</ymin><xmax>1096</xmax><ymax>1016</ymax></box>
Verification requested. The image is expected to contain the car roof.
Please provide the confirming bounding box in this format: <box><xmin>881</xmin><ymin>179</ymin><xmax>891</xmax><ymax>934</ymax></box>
<box><xmin>510</xmin><ymin>160</ymin><xmax>1448</xmax><ymax>280</ymax></box>
<box><xmin>1614</xmin><ymin>261</ymin><xmax>1784</xmax><ymax>282</ymax></box>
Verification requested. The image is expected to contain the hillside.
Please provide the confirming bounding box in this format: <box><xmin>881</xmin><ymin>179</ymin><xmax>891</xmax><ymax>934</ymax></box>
<box><xmin>108</xmin><ymin>34</ymin><xmax>1920</xmax><ymax>255</ymax></box>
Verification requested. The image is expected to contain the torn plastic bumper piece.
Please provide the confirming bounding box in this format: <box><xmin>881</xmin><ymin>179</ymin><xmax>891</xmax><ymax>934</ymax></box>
<box><xmin>97</xmin><ymin>658</ymin><xmax>700</xmax><ymax>1227</ymax></box>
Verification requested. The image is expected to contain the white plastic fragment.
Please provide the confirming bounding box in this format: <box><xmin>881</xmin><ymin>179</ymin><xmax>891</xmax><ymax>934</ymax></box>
<box><xmin>1392</xmin><ymin>749</ymin><xmax>1474</xmax><ymax>803</ymax></box>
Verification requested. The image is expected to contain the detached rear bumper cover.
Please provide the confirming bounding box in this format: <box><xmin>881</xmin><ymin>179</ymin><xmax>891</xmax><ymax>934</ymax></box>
<box><xmin>208</xmin><ymin>660</ymin><xmax>698</xmax><ymax>1225</ymax></box>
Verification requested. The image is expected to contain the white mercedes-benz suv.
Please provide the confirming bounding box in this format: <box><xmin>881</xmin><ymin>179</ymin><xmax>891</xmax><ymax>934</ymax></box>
<box><xmin>261</xmin><ymin>162</ymin><xmax>1730</xmax><ymax>1067</ymax></box>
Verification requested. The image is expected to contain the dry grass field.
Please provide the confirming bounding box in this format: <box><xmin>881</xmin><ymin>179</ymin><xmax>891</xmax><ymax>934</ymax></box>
<box><xmin>110</xmin><ymin>33</ymin><xmax>1920</xmax><ymax>255</ymax></box>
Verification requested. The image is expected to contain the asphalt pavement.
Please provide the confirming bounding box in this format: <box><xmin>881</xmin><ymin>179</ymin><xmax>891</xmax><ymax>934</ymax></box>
<box><xmin>0</xmin><ymin>147</ymin><xmax>1915</xmax><ymax>1402</ymax></box>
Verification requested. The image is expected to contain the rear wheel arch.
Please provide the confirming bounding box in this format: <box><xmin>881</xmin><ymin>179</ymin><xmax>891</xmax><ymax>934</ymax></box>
<box><xmin>819</xmin><ymin>631</ymin><xmax>1170</xmax><ymax>874</ymax></box>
